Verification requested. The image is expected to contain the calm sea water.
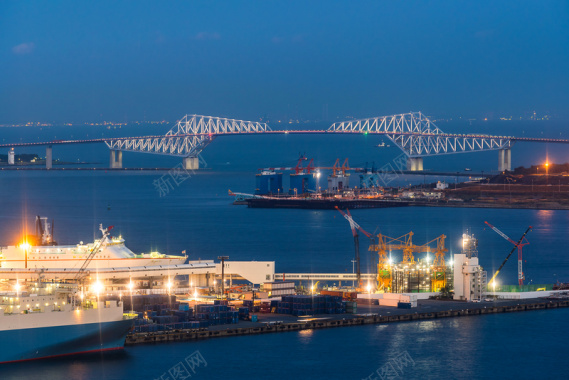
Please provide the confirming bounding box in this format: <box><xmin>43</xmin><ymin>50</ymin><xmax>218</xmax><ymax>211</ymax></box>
<box><xmin>1</xmin><ymin>120</ymin><xmax>568</xmax><ymax>379</ymax></box>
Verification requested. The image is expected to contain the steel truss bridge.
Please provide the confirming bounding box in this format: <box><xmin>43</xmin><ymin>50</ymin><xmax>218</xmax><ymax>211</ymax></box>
<box><xmin>1</xmin><ymin>112</ymin><xmax>568</xmax><ymax>171</ymax></box>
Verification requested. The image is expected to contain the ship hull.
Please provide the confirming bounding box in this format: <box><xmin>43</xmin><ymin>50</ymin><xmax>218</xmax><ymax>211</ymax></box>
<box><xmin>0</xmin><ymin>318</ymin><xmax>134</xmax><ymax>364</ymax></box>
<box><xmin>246</xmin><ymin>197</ymin><xmax>410</xmax><ymax>209</ymax></box>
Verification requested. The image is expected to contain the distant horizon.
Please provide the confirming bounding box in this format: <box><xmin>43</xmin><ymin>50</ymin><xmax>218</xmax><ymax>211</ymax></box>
<box><xmin>0</xmin><ymin>110</ymin><xmax>559</xmax><ymax>127</ymax></box>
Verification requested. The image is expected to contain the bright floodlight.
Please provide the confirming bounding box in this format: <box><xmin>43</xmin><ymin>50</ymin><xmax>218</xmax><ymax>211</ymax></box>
<box><xmin>167</xmin><ymin>280</ymin><xmax>173</xmax><ymax>289</ymax></box>
<box><xmin>128</xmin><ymin>281</ymin><xmax>134</xmax><ymax>291</ymax></box>
<box><xmin>14</xmin><ymin>282</ymin><xmax>21</xmax><ymax>292</ymax></box>
<box><xmin>366</xmin><ymin>283</ymin><xmax>372</xmax><ymax>293</ymax></box>
<box><xmin>93</xmin><ymin>281</ymin><xmax>104</xmax><ymax>295</ymax></box>
<box><xmin>19</xmin><ymin>242</ymin><xmax>31</xmax><ymax>251</ymax></box>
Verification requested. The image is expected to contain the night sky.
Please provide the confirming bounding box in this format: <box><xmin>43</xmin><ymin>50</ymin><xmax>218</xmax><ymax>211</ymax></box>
<box><xmin>1</xmin><ymin>1</ymin><xmax>568</xmax><ymax>123</ymax></box>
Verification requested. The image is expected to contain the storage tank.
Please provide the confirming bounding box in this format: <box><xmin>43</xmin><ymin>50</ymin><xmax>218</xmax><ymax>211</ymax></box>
<box><xmin>289</xmin><ymin>173</ymin><xmax>316</xmax><ymax>195</ymax></box>
<box><xmin>255</xmin><ymin>171</ymin><xmax>283</xmax><ymax>195</ymax></box>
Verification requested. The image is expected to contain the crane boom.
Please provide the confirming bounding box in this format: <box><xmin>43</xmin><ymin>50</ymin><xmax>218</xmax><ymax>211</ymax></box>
<box><xmin>487</xmin><ymin>224</ymin><xmax>532</xmax><ymax>286</ymax></box>
<box><xmin>335</xmin><ymin>207</ymin><xmax>374</xmax><ymax>288</ymax></box>
<box><xmin>484</xmin><ymin>221</ymin><xmax>517</xmax><ymax>245</ymax></box>
<box><xmin>74</xmin><ymin>224</ymin><xmax>113</xmax><ymax>281</ymax></box>
<box><xmin>336</xmin><ymin>207</ymin><xmax>373</xmax><ymax>238</ymax></box>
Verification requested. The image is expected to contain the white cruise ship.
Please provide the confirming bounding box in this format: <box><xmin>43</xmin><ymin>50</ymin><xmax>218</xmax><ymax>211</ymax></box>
<box><xmin>0</xmin><ymin>217</ymin><xmax>187</xmax><ymax>270</ymax></box>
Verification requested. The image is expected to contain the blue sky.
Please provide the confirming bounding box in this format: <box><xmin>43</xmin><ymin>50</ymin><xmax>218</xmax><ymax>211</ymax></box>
<box><xmin>1</xmin><ymin>1</ymin><xmax>568</xmax><ymax>123</ymax></box>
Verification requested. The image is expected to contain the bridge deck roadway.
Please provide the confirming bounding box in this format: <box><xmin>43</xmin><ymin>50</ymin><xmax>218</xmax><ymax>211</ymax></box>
<box><xmin>1</xmin><ymin>130</ymin><xmax>569</xmax><ymax>148</ymax></box>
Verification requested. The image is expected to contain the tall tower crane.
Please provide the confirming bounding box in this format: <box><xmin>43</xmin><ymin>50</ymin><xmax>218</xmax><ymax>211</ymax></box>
<box><xmin>485</xmin><ymin>221</ymin><xmax>532</xmax><ymax>287</ymax></box>
<box><xmin>335</xmin><ymin>207</ymin><xmax>373</xmax><ymax>289</ymax></box>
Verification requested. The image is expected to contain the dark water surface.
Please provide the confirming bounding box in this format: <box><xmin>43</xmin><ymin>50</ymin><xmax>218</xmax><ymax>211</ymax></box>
<box><xmin>1</xmin><ymin>121</ymin><xmax>568</xmax><ymax>379</ymax></box>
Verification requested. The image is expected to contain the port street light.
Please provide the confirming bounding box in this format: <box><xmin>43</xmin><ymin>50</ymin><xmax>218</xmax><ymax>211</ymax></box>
<box><xmin>218</xmin><ymin>256</ymin><xmax>229</xmax><ymax>300</ymax></box>
<box><xmin>351</xmin><ymin>259</ymin><xmax>356</xmax><ymax>287</ymax></box>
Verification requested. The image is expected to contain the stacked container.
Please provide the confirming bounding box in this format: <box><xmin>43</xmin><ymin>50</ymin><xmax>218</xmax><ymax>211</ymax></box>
<box><xmin>277</xmin><ymin>295</ymin><xmax>345</xmax><ymax>316</ymax></box>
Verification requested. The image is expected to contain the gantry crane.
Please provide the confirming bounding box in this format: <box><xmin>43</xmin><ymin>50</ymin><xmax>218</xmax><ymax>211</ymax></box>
<box><xmin>485</xmin><ymin>221</ymin><xmax>532</xmax><ymax>287</ymax></box>
<box><xmin>426</xmin><ymin>235</ymin><xmax>448</xmax><ymax>291</ymax></box>
<box><xmin>335</xmin><ymin>207</ymin><xmax>374</xmax><ymax>289</ymax></box>
<box><xmin>370</xmin><ymin>233</ymin><xmax>448</xmax><ymax>291</ymax></box>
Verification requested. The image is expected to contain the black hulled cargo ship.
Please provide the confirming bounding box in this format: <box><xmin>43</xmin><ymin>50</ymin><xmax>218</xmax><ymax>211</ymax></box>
<box><xmin>235</xmin><ymin>156</ymin><xmax>408</xmax><ymax>209</ymax></box>
<box><xmin>245</xmin><ymin>196</ymin><xmax>409</xmax><ymax>209</ymax></box>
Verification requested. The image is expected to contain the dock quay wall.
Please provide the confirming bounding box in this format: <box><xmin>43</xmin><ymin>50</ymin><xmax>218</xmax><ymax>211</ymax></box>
<box><xmin>125</xmin><ymin>300</ymin><xmax>569</xmax><ymax>346</ymax></box>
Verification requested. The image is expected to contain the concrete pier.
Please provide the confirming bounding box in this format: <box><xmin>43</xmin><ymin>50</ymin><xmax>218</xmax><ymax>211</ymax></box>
<box><xmin>110</xmin><ymin>149</ymin><xmax>123</xmax><ymax>169</ymax></box>
<box><xmin>498</xmin><ymin>148</ymin><xmax>511</xmax><ymax>172</ymax></box>
<box><xmin>406</xmin><ymin>157</ymin><xmax>423</xmax><ymax>171</ymax></box>
<box><xmin>46</xmin><ymin>145</ymin><xmax>52</xmax><ymax>169</ymax></box>
<box><xmin>8</xmin><ymin>148</ymin><xmax>14</xmax><ymax>165</ymax></box>
<box><xmin>183</xmin><ymin>156</ymin><xmax>199</xmax><ymax>170</ymax></box>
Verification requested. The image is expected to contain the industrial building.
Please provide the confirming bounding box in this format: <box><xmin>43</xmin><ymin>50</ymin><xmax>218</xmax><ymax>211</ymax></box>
<box><xmin>453</xmin><ymin>233</ymin><xmax>487</xmax><ymax>301</ymax></box>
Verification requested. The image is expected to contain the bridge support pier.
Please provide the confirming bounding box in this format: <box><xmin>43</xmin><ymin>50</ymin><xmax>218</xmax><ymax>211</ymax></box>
<box><xmin>406</xmin><ymin>157</ymin><xmax>423</xmax><ymax>171</ymax></box>
<box><xmin>46</xmin><ymin>145</ymin><xmax>52</xmax><ymax>169</ymax></box>
<box><xmin>183</xmin><ymin>156</ymin><xmax>199</xmax><ymax>170</ymax></box>
<box><xmin>498</xmin><ymin>148</ymin><xmax>511</xmax><ymax>172</ymax></box>
<box><xmin>110</xmin><ymin>150</ymin><xmax>123</xmax><ymax>169</ymax></box>
<box><xmin>8</xmin><ymin>148</ymin><xmax>15</xmax><ymax>165</ymax></box>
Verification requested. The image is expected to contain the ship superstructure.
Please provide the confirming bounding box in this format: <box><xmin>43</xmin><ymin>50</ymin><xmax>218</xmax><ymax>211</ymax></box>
<box><xmin>0</xmin><ymin>217</ymin><xmax>187</xmax><ymax>269</ymax></box>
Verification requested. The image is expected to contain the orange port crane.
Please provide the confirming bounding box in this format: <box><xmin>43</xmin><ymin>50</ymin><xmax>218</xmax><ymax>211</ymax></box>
<box><xmin>370</xmin><ymin>233</ymin><xmax>448</xmax><ymax>291</ymax></box>
<box><xmin>485</xmin><ymin>221</ymin><xmax>532</xmax><ymax>286</ymax></box>
<box><xmin>261</xmin><ymin>157</ymin><xmax>358</xmax><ymax>177</ymax></box>
<box><xmin>259</xmin><ymin>155</ymin><xmax>315</xmax><ymax>174</ymax></box>
<box><xmin>335</xmin><ymin>207</ymin><xmax>373</xmax><ymax>288</ymax></box>
<box><xmin>331</xmin><ymin>158</ymin><xmax>350</xmax><ymax>176</ymax></box>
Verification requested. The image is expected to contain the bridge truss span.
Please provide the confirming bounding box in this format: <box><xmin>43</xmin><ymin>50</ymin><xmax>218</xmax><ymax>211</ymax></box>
<box><xmin>328</xmin><ymin>112</ymin><xmax>514</xmax><ymax>157</ymax></box>
<box><xmin>328</xmin><ymin>111</ymin><xmax>442</xmax><ymax>136</ymax></box>
<box><xmin>105</xmin><ymin>114</ymin><xmax>271</xmax><ymax>158</ymax></box>
<box><xmin>398</xmin><ymin>133</ymin><xmax>514</xmax><ymax>157</ymax></box>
